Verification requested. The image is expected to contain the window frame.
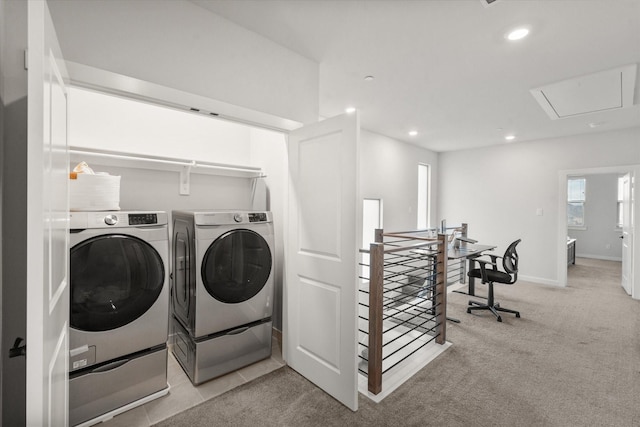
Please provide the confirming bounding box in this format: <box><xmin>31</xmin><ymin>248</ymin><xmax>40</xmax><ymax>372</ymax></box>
<box><xmin>417</xmin><ymin>163</ymin><xmax>430</xmax><ymax>230</ymax></box>
<box><xmin>567</xmin><ymin>177</ymin><xmax>587</xmax><ymax>230</ymax></box>
<box><xmin>616</xmin><ymin>175</ymin><xmax>624</xmax><ymax>229</ymax></box>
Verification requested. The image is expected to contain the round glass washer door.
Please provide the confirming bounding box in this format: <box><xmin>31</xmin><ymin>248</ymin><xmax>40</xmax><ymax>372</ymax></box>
<box><xmin>201</xmin><ymin>229</ymin><xmax>272</xmax><ymax>304</ymax></box>
<box><xmin>70</xmin><ymin>234</ymin><xmax>165</xmax><ymax>332</ymax></box>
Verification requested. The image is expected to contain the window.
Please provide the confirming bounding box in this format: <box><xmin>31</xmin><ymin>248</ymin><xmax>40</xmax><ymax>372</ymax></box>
<box><xmin>363</xmin><ymin>199</ymin><xmax>382</xmax><ymax>247</ymax></box>
<box><xmin>362</xmin><ymin>199</ymin><xmax>382</xmax><ymax>279</ymax></box>
<box><xmin>617</xmin><ymin>176</ymin><xmax>624</xmax><ymax>229</ymax></box>
<box><xmin>417</xmin><ymin>164</ymin><xmax>430</xmax><ymax>229</ymax></box>
<box><xmin>567</xmin><ymin>178</ymin><xmax>586</xmax><ymax>228</ymax></box>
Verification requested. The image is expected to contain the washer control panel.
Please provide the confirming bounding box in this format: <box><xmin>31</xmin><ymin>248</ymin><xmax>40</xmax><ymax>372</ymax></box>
<box><xmin>248</xmin><ymin>212</ymin><xmax>268</xmax><ymax>223</ymax></box>
<box><xmin>128</xmin><ymin>213</ymin><xmax>158</xmax><ymax>225</ymax></box>
<box><xmin>104</xmin><ymin>214</ymin><xmax>119</xmax><ymax>226</ymax></box>
<box><xmin>70</xmin><ymin>211</ymin><xmax>167</xmax><ymax>229</ymax></box>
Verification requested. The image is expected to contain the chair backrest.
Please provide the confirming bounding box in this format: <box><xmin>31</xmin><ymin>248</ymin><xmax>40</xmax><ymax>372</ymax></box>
<box><xmin>502</xmin><ymin>239</ymin><xmax>521</xmax><ymax>281</ymax></box>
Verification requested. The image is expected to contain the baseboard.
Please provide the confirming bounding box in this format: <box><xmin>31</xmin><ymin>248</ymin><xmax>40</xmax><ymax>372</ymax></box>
<box><xmin>450</xmin><ymin>275</ymin><xmax>561</xmax><ymax>288</ymax></box>
<box><xmin>575</xmin><ymin>253</ymin><xmax>622</xmax><ymax>262</ymax></box>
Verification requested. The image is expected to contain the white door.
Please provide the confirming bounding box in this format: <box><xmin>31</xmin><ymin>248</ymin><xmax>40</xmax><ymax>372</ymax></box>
<box><xmin>26</xmin><ymin>1</ymin><xmax>70</xmax><ymax>425</ymax></box>
<box><xmin>621</xmin><ymin>173</ymin><xmax>633</xmax><ymax>295</ymax></box>
<box><xmin>285</xmin><ymin>112</ymin><xmax>360</xmax><ymax>410</ymax></box>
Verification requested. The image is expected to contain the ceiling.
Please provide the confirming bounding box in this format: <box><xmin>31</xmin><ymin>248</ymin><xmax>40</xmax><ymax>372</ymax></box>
<box><xmin>192</xmin><ymin>0</ymin><xmax>640</xmax><ymax>153</ymax></box>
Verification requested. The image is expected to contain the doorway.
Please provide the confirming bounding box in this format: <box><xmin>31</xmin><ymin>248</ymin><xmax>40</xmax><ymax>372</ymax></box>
<box><xmin>558</xmin><ymin>166</ymin><xmax>638</xmax><ymax>298</ymax></box>
<box><xmin>64</xmin><ymin>77</ymin><xmax>293</xmax><ymax>424</ymax></box>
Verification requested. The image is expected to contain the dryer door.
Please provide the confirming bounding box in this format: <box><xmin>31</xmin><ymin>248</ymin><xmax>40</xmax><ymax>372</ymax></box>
<box><xmin>201</xmin><ymin>229</ymin><xmax>272</xmax><ymax>303</ymax></box>
<box><xmin>70</xmin><ymin>234</ymin><xmax>165</xmax><ymax>332</ymax></box>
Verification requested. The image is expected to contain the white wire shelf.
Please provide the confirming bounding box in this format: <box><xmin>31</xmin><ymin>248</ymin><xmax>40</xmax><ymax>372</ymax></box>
<box><xmin>69</xmin><ymin>147</ymin><xmax>265</xmax><ymax>195</ymax></box>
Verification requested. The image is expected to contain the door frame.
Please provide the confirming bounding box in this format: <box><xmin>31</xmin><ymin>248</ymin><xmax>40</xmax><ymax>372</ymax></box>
<box><xmin>557</xmin><ymin>165</ymin><xmax>639</xmax><ymax>298</ymax></box>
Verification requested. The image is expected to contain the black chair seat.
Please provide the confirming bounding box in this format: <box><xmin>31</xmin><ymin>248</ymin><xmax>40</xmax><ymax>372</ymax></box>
<box><xmin>468</xmin><ymin>268</ymin><xmax>512</xmax><ymax>284</ymax></box>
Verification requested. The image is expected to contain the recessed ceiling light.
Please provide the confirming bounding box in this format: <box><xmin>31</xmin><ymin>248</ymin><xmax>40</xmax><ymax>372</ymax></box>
<box><xmin>364</xmin><ymin>75</ymin><xmax>375</xmax><ymax>81</ymax></box>
<box><xmin>345</xmin><ymin>106</ymin><xmax>356</xmax><ymax>114</ymax></box>
<box><xmin>408</xmin><ymin>130</ymin><xmax>418</xmax><ymax>136</ymax></box>
<box><xmin>505</xmin><ymin>135</ymin><xmax>516</xmax><ymax>141</ymax></box>
<box><xmin>506</xmin><ymin>27</ymin><xmax>530</xmax><ymax>41</ymax></box>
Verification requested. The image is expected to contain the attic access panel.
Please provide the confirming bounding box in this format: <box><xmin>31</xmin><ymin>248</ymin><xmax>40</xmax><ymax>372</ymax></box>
<box><xmin>530</xmin><ymin>64</ymin><xmax>637</xmax><ymax>120</ymax></box>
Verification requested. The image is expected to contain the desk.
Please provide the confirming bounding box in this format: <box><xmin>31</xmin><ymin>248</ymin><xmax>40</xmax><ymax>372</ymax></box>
<box><xmin>449</xmin><ymin>243</ymin><xmax>496</xmax><ymax>296</ymax></box>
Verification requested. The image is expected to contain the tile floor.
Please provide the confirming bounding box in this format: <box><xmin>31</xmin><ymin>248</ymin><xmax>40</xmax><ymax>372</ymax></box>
<box><xmin>97</xmin><ymin>337</ymin><xmax>284</xmax><ymax>427</ymax></box>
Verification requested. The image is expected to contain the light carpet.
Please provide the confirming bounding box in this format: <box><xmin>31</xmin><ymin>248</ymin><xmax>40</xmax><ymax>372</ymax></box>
<box><xmin>155</xmin><ymin>258</ymin><xmax>640</xmax><ymax>426</ymax></box>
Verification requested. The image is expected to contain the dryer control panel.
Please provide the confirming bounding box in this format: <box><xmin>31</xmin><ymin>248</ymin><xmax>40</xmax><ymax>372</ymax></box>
<box><xmin>190</xmin><ymin>210</ymin><xmax>272</xmax><ymax>226</ymax></box>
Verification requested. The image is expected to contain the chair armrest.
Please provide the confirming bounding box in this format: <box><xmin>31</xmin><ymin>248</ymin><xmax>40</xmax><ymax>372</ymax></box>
<box><xmin>473</xmin><ymin>255</ymin><xmax>498</xmax><ymax>267</ymax></box>
<box><xmin>472</xmin><ymin>256</ymin><xmax>499</xmax><ymax>283</ymax></box>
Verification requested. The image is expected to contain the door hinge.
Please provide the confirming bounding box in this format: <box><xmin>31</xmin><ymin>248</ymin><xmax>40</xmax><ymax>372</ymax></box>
<box><xmin>24</xmin><ymin>49</ymin><xmax>28</xmax><ymax>70</ymax></box>
<box><xmin>9</xmin><ymin>337</ymin><xmax>26</xmax><ymax>358</ymax></box>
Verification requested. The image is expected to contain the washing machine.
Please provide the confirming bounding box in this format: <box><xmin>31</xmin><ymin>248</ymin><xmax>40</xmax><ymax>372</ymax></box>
<box><xmin>68</xmin><ymin>211</ymin><xmax>169</xmax><ymax>426</ymax></box>
<box><xmin>171</xmin><ymin>210</ymin><xmax>274</xmax><ymax>384</ymax></box>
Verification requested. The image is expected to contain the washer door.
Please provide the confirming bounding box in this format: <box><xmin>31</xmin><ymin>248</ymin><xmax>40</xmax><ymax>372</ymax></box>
<box><xmin>70</xmin><ymin>234</ymin><xmax>165</xmax><ymax>332</ymax></box>
<box><xmin>201</xmin><ymin>229</ymin><xmax>272</xmax><ymax>304</ymax></box>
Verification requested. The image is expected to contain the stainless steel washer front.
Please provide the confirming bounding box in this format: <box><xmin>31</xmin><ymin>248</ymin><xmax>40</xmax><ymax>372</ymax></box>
<box><xmin>69</xmin><ymin>211</ymin><xmax>170</xmax><ymax>371</ymax></box>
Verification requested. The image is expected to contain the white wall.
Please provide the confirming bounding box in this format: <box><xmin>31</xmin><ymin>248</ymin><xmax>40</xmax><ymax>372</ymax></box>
<box><xmin>438</xmin><ymin>127</ymin><xmax>640</xmax><ymax>285</ymax></box>
<box><xmin>48</xmin><ymin>0</ymin><xmax>319</xmax><ymax>125</ymax></box>
<box><xmin>249</xmin><ymin>128</ymin><xmax>288</xmax><ymax>332</ymax></box>
<box><xmin>568</xmin><ymin>174</ymin><xmax>622</xmax><ymax>261</ymax></box>
<box><xmin>69</xmin><ymin>87</ymin><xmax>253</xmax><ymax>165</ymax></box>
<box><xmin>360</xmin><ymin>130</ymin><xmax>439</xmax><ymax>236</ymax></box>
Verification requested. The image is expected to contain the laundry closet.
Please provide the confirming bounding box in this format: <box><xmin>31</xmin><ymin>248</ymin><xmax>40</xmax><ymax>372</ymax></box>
<box><xmin>66</xmin><ymin>86</ymin><xmax>287</xmax><ymax>425</ymax></box>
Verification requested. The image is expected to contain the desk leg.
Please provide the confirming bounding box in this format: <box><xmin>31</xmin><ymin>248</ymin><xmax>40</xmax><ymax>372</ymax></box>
<box><xmin>452</xmin><ymin>257</ymin><xmax>476</xmax><ymax>296</ymax></box>
<box><xmin>467</xmin><ymin>258</ymin><xmax>476</xmax><ymax>296</ymax></box>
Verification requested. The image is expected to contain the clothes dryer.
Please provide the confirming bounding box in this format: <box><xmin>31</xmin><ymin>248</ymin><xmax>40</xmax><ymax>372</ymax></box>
<box><xmin>171</xmin><ymin>210</ymin><xmax>274</xmax><ymax>384</ymax></box>
<box><xmin>68</xmin><ymin>211</ymin><xmax>169</xmax><ymax>426</ymax></box>
<box><xmin>172</xmin><ymin>210</ymin><xmax>274</xmax><ymax>337</ymax></box>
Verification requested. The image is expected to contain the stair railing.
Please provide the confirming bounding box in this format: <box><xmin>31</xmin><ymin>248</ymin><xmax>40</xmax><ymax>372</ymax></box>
<box><xmin>359</xmin><ymin>229</ymin><xmax>448</xmax><ymax>395</ymax></box>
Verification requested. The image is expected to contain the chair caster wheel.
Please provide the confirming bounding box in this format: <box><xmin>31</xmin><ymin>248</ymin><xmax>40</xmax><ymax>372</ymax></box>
<box><xmin>497</xmin><ymin>316</ymin><xmax>502</xmax><ymax>322</ymax></box>
<box><xmin>516</xmin><ymin>313</ymin><xmax>521</xmax><ymax>318</ymax></box>
<box><xmin>468</xmin><ymin>301</ymin><xmax>473</xmax><ymax>306</ymax></box>
<box><xmin>466</xmin><ymin>308</ymin><xmax>471</xmax><ymax>314</ymax></box>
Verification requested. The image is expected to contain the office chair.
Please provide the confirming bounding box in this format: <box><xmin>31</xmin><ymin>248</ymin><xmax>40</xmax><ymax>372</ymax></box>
<box><xmin>466</xmin><ymin>239</ymin><xmax>521</xmax><ymax>322</ymax></box>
